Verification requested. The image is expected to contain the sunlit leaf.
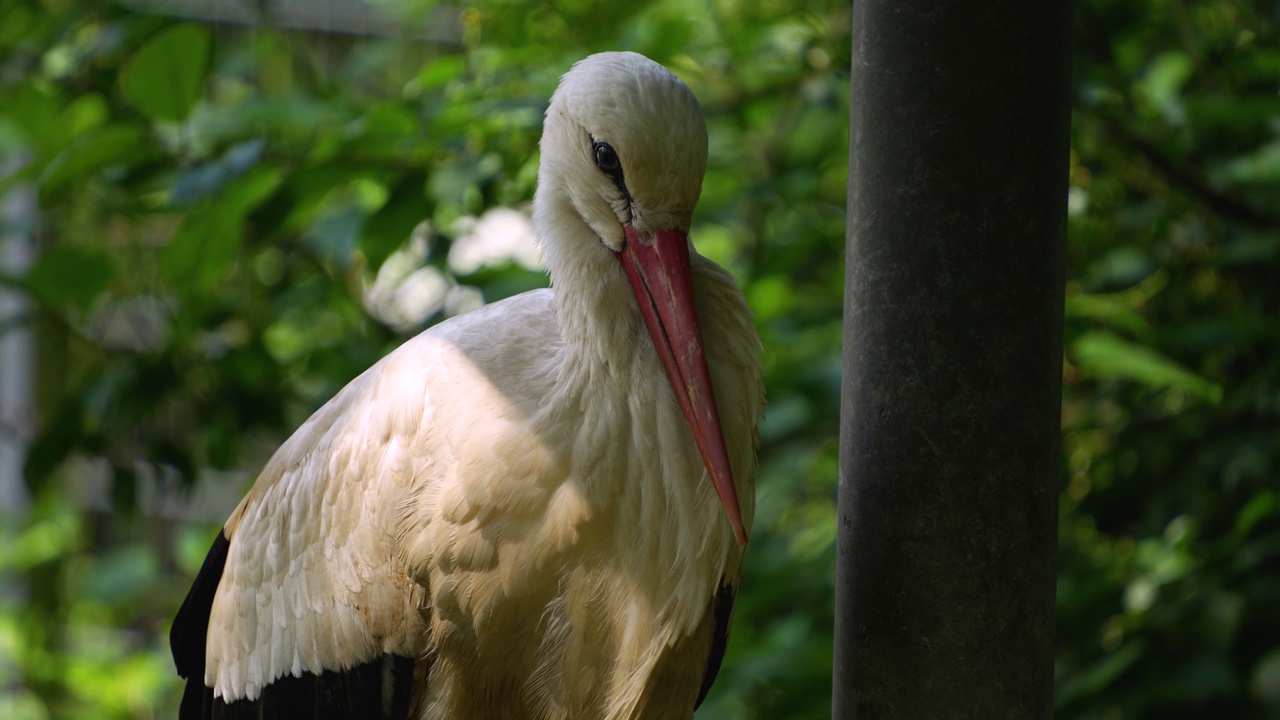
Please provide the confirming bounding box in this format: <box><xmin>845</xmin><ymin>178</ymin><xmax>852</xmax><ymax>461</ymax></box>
<box><xmin>1065</xmin><ymin>272</ymin><xmax>1166</xmax><ymax>334</ymax></box>
<box><xmin>0</xmin><ymin>503</ymin><xmax>78</xmax><ymax>572</ymax></box>
<box><xmin>162</xmin><ymin>168</ymin><xmax>282</xmax><ymax>293</ymax></box>
<box><xmin>1220</xmin><ymin>141</ymin><xmax>1280</xmax><ymax>185</ymax></box>
<box><xmin>1064</xmin><ymin>293</ymin><xmax>1149</xmax><ymax>334</ymax></box>
<box><xmin>119</xmin><ymin>24</ymin><xmax>211</xmax><ymax>121</ymax></box>
<box><xmin>36</xmin><ymin>124</ymin><xmax>146</xmax><ymax>200</ymax></box>
<box><xmin>408</xmin><ymin>55</ymin><xmax>465</xmax><ymax>94</ymax></box>
<box><xmin>4</xmin><ymin>2</ymin><xmax>1278</xmax><ymax>718</ymax></box>
<box><xmin>747</xmin><ymin>275</ymin><xmax>795</xmax><ymax>322</ymax></box>
<box><xmin>1071</xmin><ymin>331</ymin><xmax>1222</xmax><ymax>402</ymax></box>
<box><xmin>5</xmin><ymin>82</ymin><xmax>65</xmax><ymax>157</ymax></box>
<box><xmin>1136</xmin><ymin>51</ymin><xmax>1192</xmax><ymax>119</ymax></box>
<box><xmin>1234</xmin><ymin>492</ymin><xmax>1280</xmax><ymax>540</ymax></box>
<box><xmin>23</xmin><ymin>246</ymin><xmax>114</xmax><ymax>311</ymax></box>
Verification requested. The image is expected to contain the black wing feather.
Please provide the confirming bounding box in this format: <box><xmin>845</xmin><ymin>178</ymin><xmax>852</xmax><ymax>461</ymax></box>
<box><xmin>694</xmin><ymin>581</ymin><xmax>737</xmax><ymax>710</ymax></box>
<box><xmin>213</xmin><ymin>654</ymin><xmax>415</xmax><ymax>720</ymax></box>
<box><xmin>171</xmin><ymin>529</ymin><xmax>416</xmax><ymax>719</ymax></box>
<box><xmin>172</xmin><ymin>529</ymin><xmax>231</xmax><ymax>720</ymax></box>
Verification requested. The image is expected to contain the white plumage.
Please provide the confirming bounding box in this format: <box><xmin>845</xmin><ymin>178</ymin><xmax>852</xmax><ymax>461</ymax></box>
<box><xmin>172</xmin><ymin>51</ymin><xmax>763</xmax><ymax>720</ymax></box>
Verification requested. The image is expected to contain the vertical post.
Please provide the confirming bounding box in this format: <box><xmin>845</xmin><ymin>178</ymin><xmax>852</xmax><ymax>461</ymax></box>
<box><xmin>0</xmin><ymin>161</ymin><xmax>34</xmax><ymax>513</ymax></box>
<box><xmin>834</xmin><ymin>1</ymin><xmax>1073</xmax><ymax>718</ymax></box>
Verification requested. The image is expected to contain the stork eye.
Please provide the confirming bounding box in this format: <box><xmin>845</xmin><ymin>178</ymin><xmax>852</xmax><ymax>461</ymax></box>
<box><xmin>593</xmin><ymin>142</ymin><xmax>622</xmax><ymax>176</ymax></box>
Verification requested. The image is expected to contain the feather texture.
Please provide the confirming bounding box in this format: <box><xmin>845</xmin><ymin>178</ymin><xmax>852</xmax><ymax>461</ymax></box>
<box><xmin>172</xmin><ymin>51</ymin><xmax>763</xmax><ymax>720</ymax></box>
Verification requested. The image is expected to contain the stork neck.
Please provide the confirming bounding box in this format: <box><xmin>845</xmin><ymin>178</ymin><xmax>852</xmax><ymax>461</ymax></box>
<box><xmin>536</xmin><ymin>201</ymin><xmax>650</xmax><ymax>383</ymax></box>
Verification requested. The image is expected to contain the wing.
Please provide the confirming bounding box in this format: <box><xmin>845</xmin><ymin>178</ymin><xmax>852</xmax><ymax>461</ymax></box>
<box><xmin>171</xmin><ymin>337</ymin><xmax>445</xmax><ymax>719</ymax></box>
<box><xmin>694</xmin><ymin>581</ymin><xmax>737</xmax><ymax>710</ymax></box>
<box><xmin>171</xmin><ymin>529</ymin><xmax>231</xmax><ymax>718</ymax></box>
<box><xmin>172</xmin><ymin>529</ymin><xmax>416</xmax><ymax>719</ymax></box>
<box><xmin>170</xmin><ymin>291</ymin><xmax>563</xmax><ymax>719</ymax></box>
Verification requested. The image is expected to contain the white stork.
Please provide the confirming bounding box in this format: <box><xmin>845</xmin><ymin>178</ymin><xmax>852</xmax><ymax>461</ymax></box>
<box><xmin>171</xmin><ymin>51</ymin><xmax>763</xmax><ymax>720</ymax></box>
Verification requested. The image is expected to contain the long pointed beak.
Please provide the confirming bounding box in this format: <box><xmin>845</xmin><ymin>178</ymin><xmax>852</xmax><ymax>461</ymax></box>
<box><xmin>616</xmin><ymin>225</ymin><xmax>748</xmax><ymax>545</ymax></box>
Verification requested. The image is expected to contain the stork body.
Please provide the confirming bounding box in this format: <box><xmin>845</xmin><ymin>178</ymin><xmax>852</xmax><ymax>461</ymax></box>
<box><xmin>172</xmin><ymin>52</ymin><xmax>762</xmax><ymax>720</ymax></box>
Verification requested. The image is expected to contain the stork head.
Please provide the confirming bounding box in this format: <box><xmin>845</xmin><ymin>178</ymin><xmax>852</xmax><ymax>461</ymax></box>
<box><xmin>535</xmin><ymin>52</ymin><xmax>748</xmax><ymax>545</ymax></box>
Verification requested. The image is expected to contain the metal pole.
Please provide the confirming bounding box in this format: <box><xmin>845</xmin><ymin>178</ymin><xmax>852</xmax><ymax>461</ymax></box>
<box><xmin>834</xmin><ymin>1</ymin><xmax>1073</xmax><ymax>717</ymax></box>
<box><xmin>1</xmin><ymin>158</ymin><xmax>34</xmax><ymax>513</ymax></box>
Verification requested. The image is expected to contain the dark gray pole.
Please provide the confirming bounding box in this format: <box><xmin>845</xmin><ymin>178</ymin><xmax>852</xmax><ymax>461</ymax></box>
<box><xmin>834</xmin><ymin>1</ymin><xmax>1073</xmax><ymax>718</ymax></box>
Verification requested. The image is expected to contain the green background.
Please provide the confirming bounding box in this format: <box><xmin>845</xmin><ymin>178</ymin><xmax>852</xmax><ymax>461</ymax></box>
<box><xmin>0</xmin><ymin>0</ymin><xmax>1277</xmax><ymax>717</ymax></box>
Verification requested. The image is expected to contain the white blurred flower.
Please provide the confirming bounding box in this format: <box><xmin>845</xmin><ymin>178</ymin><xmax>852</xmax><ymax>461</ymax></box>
<box><xmin>444</xmin><ymin>284</ymin><xmax>484</xmax><ymax>317</ymax></box>
<box><xmin>364</xmin><ymin>222</ymin><xmax>452</xmax><ymax>331</ymax></box>
<box><xmin>448</xmin><ymin>207</ymin><xmax>542</xmax><ymax>275</ymax></box>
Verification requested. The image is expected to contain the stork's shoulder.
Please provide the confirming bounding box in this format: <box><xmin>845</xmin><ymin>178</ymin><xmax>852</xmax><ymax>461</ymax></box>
<box><xmin>204</xmin><ymin>288</ymin><xmax>559</xmax><ymax>704</ymax></box>
<box><xmin>233</xmin><ymin>286</ymin><xmax>559</xmax><ymax>513</ymax></box>
<box><xmin>423</xmin><ymin>286</ymin><xmax>558</xmax><ymax>345</ymax></box>
<box><xmin>226</xmin><ymin>286</ymin><xmax>560</xmax><ymax>529</ymax></box>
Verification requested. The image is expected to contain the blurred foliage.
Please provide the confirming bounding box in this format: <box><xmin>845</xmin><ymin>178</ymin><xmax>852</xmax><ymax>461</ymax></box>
<box><xmin>0</xmin><ymin>0</ymin><xmax>1274</xmax><ymax>718</ymax></box>
<box><xmin>1060</xmin><ymin>0</ymin><xmax>1280</xmax><ymax>717</ymax></box>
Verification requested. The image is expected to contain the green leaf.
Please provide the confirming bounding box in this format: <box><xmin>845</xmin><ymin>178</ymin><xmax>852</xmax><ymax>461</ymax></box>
<box><xmin>162</xmin><ymin>168</ymin><xmax>283</xmax><ymax>293</ymax></box>
<box><xmin>5</xmin><ymin>82</ymin><xmax>65</xmax><ymax>157</ymax></box>
<box><xmin>37</xmin><ymin>124</ymin><xmax>146</xmax><ymax>200</ymax></box>
<box><xmin>24</xmin><ymin>246</ymin><xmax>114</xmax><ymax>311</ymax></box>
<box><xmin>1063</xmin><ymin>271</ymin><xmax>1166</xmax><ymax>334</ymax></box>
<box><xmin>747</xmin><ymin>275</ymin><xmax>796</xmax><ymax>322</ymax></box>
<box><xmin>0</xmin><ymin>502</ymin><xmax>79</xmax><ymax>572</ymax></box>
<box><xmin>170</xmin><ymin>139</ymin><xmax>266</xmax><ymax>207</ymax></box>
<box><xmin>1056</xmin><ymin>641</ymin><xmax>1146</xmax><ymax>709</ymax></box>
<box><xmin>408</xmin><ymin>55</ymin><xmax>465</xmax><ymax>94</ymax></box>
<box><xmin>1234</xmin><ymin>492</ymin><xmax>1280</xmax><ymax>540</ymax></box>
<box><xmin>1064</xmin><ymin>293</ymin><xmax>1149</xmax><ymax>335</ymax></box>
<box><xmin>363</xmin><ymin>178</ymin><xmax>428</xmax><ymax>268</ymax></box>
<box><xmin>357</xmin><ymin>102</ymin><xmax>418</xmax><ymax>138</ymax></box>
<box><xmin>1136</xmin><ymin>52</ymin><xmax>1193</xmax><ymax>116</ymax></box>
<box><xmin>306</xmin><ymin>205</ymin><xmax>364</xmax><ymax>267</ymax></box>
<box><xmin>119</xmin><ymin>24</ymin><xmax>211</xmax><ymax>121</ymax></box>
<box><xmin>1220</xmin><ymin>140</ymin><xmax>1280</xmax><ymax>185</ymax></box>
<box><xmin>1071</xmin><ymin>331</ymin><xmax>1223</xmax><ymax>402</ymax></box>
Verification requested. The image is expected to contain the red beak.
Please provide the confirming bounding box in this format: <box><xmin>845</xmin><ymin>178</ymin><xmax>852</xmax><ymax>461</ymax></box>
<box><xmin>617</xmin><ymin>225</ymin><xmax>748</xmax><ymax>545</ymax></box>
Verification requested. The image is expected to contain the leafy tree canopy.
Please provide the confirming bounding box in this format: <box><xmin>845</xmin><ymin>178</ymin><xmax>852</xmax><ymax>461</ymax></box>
<box><xmin>0</xmin><ymin>0</ymin><xmax>1275</xmax><ymax>718</ymax></box>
